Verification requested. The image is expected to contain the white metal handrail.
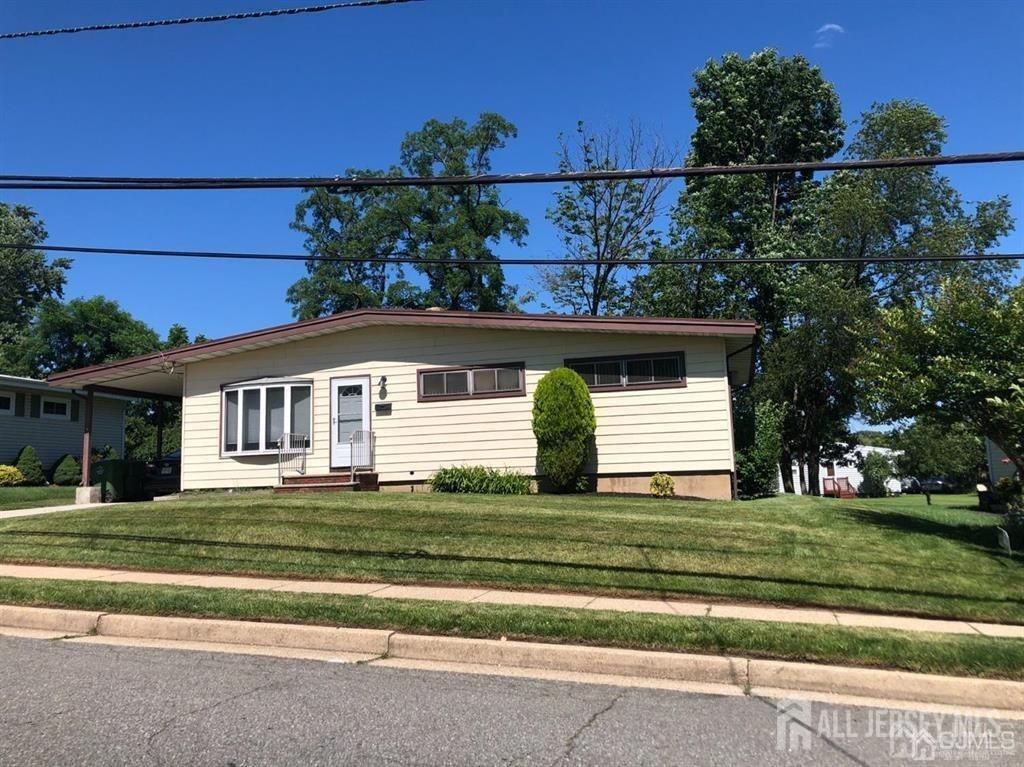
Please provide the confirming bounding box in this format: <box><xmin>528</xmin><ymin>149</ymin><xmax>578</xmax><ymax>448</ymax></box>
<box><xmin>277</xmin><ymin>432</ymin><xmax>308</xmax><ymax>485</ymax></box>
<box><xmin>349</xmin><ymin>429</ymin><xmax>375</xmax><ymax>483</ymax></box>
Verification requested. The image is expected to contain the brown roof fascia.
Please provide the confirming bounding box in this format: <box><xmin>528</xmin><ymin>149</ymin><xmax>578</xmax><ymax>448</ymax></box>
<box><xmin>47</xmin><ymin>309</ymin><xmax>758</xmax><ymax>386</ymax></box>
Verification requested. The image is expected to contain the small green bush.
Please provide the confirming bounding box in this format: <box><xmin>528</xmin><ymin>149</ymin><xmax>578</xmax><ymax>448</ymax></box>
<box><xmin>14</xmin><ymin>446</ymin><xmax>46</xmax><ymax>486</ymax></box>
<box><xmin>650</xmin><ymin>473</ymin><xmax>675</xmax><ymax>498</ymax></box>
<box><xmin>52</xmin><ymin>454</ymin><xmax>81</xmax><ymax>486</ymax></box>
<box><xmin>532</xmin><ymin>368</ymin><xmax>596</xmax><ymax>492</ymax></box>
<box><xmin>736</xmin><ymin>400</ymin><xmax>785</xmax><ymax>499</ymax></box>
<box><xmin>859</xmin><ymin>451</ymin><xmax>893</xmax><ymax>498</ymax></box>
<box><xmin>429</xmin><ymin>466</ymin><xmax>532</xmax><ymax>495</ymax></box>
<box><xmin>0</xmin><ymin>465</ymin><xmax>24</xmax><ymax>487</ymax></box>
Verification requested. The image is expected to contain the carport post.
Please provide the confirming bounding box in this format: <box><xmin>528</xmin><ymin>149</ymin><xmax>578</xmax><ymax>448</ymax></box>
<box><xmin>81</xmin><ymin>389</ymin><xmax>94</xmax><ymax>486</ymax></box>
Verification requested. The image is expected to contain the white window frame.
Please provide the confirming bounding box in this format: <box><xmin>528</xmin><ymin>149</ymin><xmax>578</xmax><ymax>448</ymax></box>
<box><xmin>221</xmin><ymin>379</ymin><xmax>313</xmax><ymax>456</ymax></box>
<box><xmin>41</xmin><ymin>396</ymin><xmax>70</xmax><ymax>421</ymax></box>
<box><xmin>0</xmin><ymin>390</ymin><xmax>13</xmax><ymax>416</ymax></box>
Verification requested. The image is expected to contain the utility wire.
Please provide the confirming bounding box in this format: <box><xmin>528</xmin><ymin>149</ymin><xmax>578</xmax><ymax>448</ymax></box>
<box><xmin>4</xmin><ymin>243</ymin><xmax>1022</xmax><ymax>267</ymax></box>
<box><xmin>2</xmin><ymin>151</ymin><xmax>1023</xmax><ymax>190</ymax></box>
<box><xmin>0</xmin><ymin>0</ymin><xmax>421</xmax><ymax>40</ymax></box>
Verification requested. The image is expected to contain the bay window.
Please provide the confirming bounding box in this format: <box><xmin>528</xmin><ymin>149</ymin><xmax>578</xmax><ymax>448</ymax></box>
<box><xmin>222</xmin><ymin>379</ymin><xmax>312</xmax><ymax>455</ymax></box>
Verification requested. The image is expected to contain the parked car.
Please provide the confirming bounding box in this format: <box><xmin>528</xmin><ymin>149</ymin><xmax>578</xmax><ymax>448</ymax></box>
<box><xmin>144</xmin><ymin>450</ymin><xmax>181</xmax><ymax>497</ymax></box>
<box><xmin>920</xmin><ymin>476</ymin><xmax>953</xmax><ymax>494</ymax></box>
<box><xmin>901</xmin><ymin>476</ymin><xmax>922</xmax><ymax>494</ymax></box>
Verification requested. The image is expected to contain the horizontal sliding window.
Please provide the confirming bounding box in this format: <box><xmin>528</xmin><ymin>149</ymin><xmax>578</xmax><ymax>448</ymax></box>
<box><xmin>566</xmin><ymin>353</ymin><xmax>685</xmax><ymax>390</ymax></box>
<box><xmin>222</xmin><ymin>380</ymin><xmax>312</xmax><ymax>455</ymax></box>
<box><xmin>41</xmin><ymin>397</ymin><xmax>70</xmax><ymax>420</ymax></box>
<box><xmin>0</xmin><ymin>391</ymin><xmax>12</xmax><ymax>416</ymax></box>
<box><xmin>419</xmin><ymin>364</ymin><xmax>525</xmax><ymax>401</ymax></box>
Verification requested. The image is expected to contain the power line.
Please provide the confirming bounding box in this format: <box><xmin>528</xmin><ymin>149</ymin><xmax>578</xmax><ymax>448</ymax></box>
<box><xmin>2</xmin><ymin>151</ymin><xmax>1022</xmax><ymax>191</ymax></box>
<box><xmin>4</xmin><ymin>242</ymin><xmax>1022</xmax><ymax>267</ymax></box>
<box><xmin>0</xmin><ymin>0</ymin><xmax>421</xmax><ymax>40</ymax></box>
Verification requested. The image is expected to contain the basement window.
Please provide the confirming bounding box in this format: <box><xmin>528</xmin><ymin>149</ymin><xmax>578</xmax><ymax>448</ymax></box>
<box><xmin>222</xmin><ymin>379</ymin><xmax>312</xmax><ymax>455</ymax></box>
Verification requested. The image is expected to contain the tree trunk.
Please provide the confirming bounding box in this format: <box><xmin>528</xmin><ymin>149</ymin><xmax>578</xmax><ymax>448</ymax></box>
<box><xmin>779</xmin><ymin>451</ymin><xmax>795</xmax><ymax>494</ymax></box>
<box><xmin>806</xmin><ymin>449</ymin><xmax>821</xmax><ymax>496</ymax></box>
<box><xmin>797</xmin><ymin>461</ymin><xmax>808</xmax><ymax>495</ymax></box>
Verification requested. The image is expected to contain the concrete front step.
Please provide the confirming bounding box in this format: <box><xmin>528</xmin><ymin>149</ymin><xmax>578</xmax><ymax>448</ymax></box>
<box><xmin>273</xmin><ymin>482</ymin><xmax>359</xmax><ymax>494</ymax></box>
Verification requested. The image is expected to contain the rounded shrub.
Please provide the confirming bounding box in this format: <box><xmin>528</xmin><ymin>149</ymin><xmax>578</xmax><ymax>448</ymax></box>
<box><xmin>0</xmin><ymin>465</ymin><xmax>24</xmax><ymax>487</ymax></box>
<box><xmin>858</xmin><ymin>451</ymin><xmax>893</xmax><ymax>497</ymax></box>
<box><xmin>650</xmin><ymin>473</ymin><xmax>675</xmax><ymax>498</ymax></box>
<box><xmin>15</xmin><ymin>445</ymin><xmax>46</xmax><ymax>486</ymax></box>
<box><xmin>532</xmin><ymin>368</ymin><xmax>596</xmax><ymax>492</ymax></box>
<box><xmin>52</xmin><ymin>454</ymin><xmax>81</xmax><ymax>486</ymax></box>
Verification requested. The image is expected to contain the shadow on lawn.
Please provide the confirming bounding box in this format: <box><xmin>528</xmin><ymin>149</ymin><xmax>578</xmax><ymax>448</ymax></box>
<box><xmin>839</xmin><ymin>508</ymin><xmax>1017</xmax><ymax>559</ymax></box>
<box><xmin>2</xmin><ymin>528</ymin><xmax>1021</xmax><ymax>608</ymax></box>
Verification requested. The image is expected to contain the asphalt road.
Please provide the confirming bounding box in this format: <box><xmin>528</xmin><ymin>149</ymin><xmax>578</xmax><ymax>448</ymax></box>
<box><xmin>0</xmin><ymin>636</ymin><xmax>1020</xmax><ymax>766</ymax></box>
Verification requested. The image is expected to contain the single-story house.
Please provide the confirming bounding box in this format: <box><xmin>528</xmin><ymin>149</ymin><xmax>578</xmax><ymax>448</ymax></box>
<box><xmin>0</xmin><ymin>373</ymin><xmax>127</xmax><ymax>471</ymax></box>
<box><xmin>779</xmin><ymin>445</ymin><xmax>903</xmax><ymax>497</ymax></box>
<box><xmin>46</xmin><ymin>309</ymin><xmax>756</xmax><ymax>499</ymax></box>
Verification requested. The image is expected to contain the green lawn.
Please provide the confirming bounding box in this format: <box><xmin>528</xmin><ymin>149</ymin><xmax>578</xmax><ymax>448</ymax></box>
<box><xmin>1</xmin><ymin>577</ymin><xmax>1021</xmax><ymax>680</ymax></box>
<box><xmin>0</xmin><ymin>486</ymin><xmax>76</xmax><ymax>512</ymax></box>
<box><xmin>0</xmin><ymin>491</ymin><xmax>1019</xmax><ymax>623</ymax></box>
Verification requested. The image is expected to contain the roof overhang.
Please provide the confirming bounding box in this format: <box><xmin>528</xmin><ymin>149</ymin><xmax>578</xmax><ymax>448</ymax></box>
<box><xmin>46</xmin><ymin>309</ymin><xmax>759</xmax><ymax>397</ymax></box>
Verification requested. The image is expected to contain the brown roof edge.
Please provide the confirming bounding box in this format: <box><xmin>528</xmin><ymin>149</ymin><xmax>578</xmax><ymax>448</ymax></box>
<box><xmin>47</xmin><ymin>308</ymin><xmax>758</xmax><ymax>385</ymax></box>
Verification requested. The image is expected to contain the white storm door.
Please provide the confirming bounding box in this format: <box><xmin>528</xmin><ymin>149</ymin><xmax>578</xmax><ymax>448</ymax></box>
<box><xmin>330</xmin><ymin>377</ymin><xmax>370</xmax><ymax>468</ymax></box>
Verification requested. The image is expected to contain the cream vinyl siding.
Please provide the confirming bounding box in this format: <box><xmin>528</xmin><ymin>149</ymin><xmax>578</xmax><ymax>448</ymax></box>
<box><xmin>180</xmin><ymin>325</ymin><xmax>735</xmax><ymax>489</ymax></box>
<box><xmin>0</xmin><ymin>391</ymin><xmax>125</xmax><ymax>468</ymax></box>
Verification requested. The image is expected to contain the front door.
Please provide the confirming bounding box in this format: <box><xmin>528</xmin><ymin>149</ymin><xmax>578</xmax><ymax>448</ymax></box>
<box><xmin>330</xmin><ymin>376</ymin><xmax>370</xmax><ymax>468</ymax></box>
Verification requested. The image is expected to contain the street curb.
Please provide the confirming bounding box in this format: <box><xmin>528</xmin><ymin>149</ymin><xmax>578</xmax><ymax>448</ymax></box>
<box><xmin>748</xmin><ymin>658</ymin><xmax>1024</xmax><ymax>711</ymax></box>
<box><xmin>388</xmin><ymin>633</ymin><xmax>748</xmax><ymax>686</ymax></box>
<box><xmin>3</xmin><ymin>605</ymin><xmax>1023</xmax><ymax>712</ymax></box>
<box><xmin>0</xmin><ymin>605</ymin><xmax>104</xmax><ymax>635</ymax></box>
<box><xmin>96</xmin><ymin>614</ymin><xmax>392</xmax><ymax>655</ymax></box>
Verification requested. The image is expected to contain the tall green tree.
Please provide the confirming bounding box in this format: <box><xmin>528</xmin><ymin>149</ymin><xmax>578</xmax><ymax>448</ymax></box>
<box><xmin>16</xmin><ymin>296</ymin><xmax>160</xmax><ymax>375</ymax></box>
<box><xmin>287</xmin><ymin>178</ymin><xmax>406</xmax><ymax>319</ymax></box>
<box><xmin>0</xmin><ymin>203</ymin><xmax>71</xmax><ymax>374</ymax></box>
<box><xmin>855</xmin><ymin>277</ymin><xmax>1024</xmax><ymax>472</ymax></box>
<box><xmin>890</xmin><ymin>420</ymin><xmax>985</xmax><ymax>487</ymax></box>
<box><xmin>287</xmin><ymin>114</ymin><xmax>528</xmax><ymax>317</ymax></box>
<box><xmin>541</xmin><ymin>121</ymin><xmax>672</xmax><ymax>315</ymax></box>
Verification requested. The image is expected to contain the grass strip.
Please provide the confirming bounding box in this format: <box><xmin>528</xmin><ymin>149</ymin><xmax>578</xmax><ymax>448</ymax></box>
<box><xmin>1</xmin><ymin>576</ymin><xmax>1022</xmax><ymax>681</ymax></box>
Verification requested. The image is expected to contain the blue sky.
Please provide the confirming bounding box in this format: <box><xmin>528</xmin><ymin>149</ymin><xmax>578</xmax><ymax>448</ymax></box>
<box><xmin>1</xmin><ymin>0</ymin><xmax>1022</xmax><ymax>341</ymax></box>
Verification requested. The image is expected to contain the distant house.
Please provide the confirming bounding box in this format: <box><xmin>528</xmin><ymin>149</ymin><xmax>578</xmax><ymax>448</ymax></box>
<box><xmin>985</xmin><ymin>438</ymin><xmax>1017</xmax><ymax>485</ymax></box>
<box><xmin>0</xmin><ymin>374</ymin><xmax>127</xmax><ymax>473</ymax></box>
<box><xmin>45</xmin><ymin>309</ymin><xmax>757</xmax><ymax>499</ymax></box>
<box><xmin>779</xmin><ymin>445</ymin><xmax>902</xmax><ymax>497</ymax></box>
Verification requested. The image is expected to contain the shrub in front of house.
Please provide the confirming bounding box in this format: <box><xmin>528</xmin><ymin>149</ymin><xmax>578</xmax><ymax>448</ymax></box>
<box><xmin>650</xmin><ymin>473</ymin><xmax>675</xmax><ymax>498</ymax></box>
<box><xmin>0</xmin><ymin>465</ymin><xmax>24</xmax><ymax>487</ymax></box>
<box><xmin>532</xmin><ymin>368</ymin><xmax>596</xmax><ymax>492</ymax></box>
<box><xmin>858</xmin><ymin>451</ymin><xmax>893</xmax><ymax>497</ymax></box>
<box><xmin>52</xmin><ymin>454</ymin><xmax>82</xmax><ymax>486</ymax></box>
<box><xmin>429</xmin><ymin>466</ymin><xmax>532</xmax><ymax>495</ymax></box>
<box><xmin>14</xmin><ymin>446</ymin><xmax>46</xmax><ymax>486</ymax></box>
<box><xmin>736</xmin><ymin>400</ymin><xmax>785</xmax><ymax>499</ymax></box>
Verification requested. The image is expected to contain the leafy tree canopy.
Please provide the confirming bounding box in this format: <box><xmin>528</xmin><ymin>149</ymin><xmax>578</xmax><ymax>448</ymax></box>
<box><xmin>855</xmin><ymin>277</ymin><xmax>1024</xmax><ymax>471</ymax></box>
<box><xmin>0</xmin><ymin>203</ymin><xmax>70</xmax><ymax>372</ymax></box>
<box><xmin>287</xmin><ymin>114</ymin><xmax>528</xmax><ymax>318</ymax></box>
<box><xmin>16</xmin><ymin>296</ymin><xmax>160</xmax><ymax>375</ymax></box>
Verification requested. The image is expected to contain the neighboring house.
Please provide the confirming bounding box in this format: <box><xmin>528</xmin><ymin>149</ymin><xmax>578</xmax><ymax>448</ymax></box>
<box><xmin>0</xmin><ymin>374</ymin><xmax>127</xmax><ymax>471</ymax></box>
<box><xmin>47</xmin><ymin>309</ymin><xmax>756</xmax><ymax>500</ymax></box>
<box><xmin>985</xmin><ymin>438</ymin><xmax>1017</xmax><ymax>485</ymax></box>
<box><xmin>779</xmin><ymin>445</ymin><xmax>902</xmax><ymax>497</ymax></box>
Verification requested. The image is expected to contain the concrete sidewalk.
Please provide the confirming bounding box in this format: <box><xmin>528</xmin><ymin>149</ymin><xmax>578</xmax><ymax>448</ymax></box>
<box><xmin>0</xmin><ymin>502</ymin><xmax>107</xmax><ymax>521</ymax></box>
<box><xmin>0</xmin><ymin>562</ymin><xmax>1021</xmax><ymax>639</ymax></box>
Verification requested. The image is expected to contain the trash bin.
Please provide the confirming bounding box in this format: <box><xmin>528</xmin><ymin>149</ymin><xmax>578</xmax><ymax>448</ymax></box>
<box><xmin>92</xmin><ymin>459</ymin><xmax>147</xmax><ymax>502</ymax></box>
